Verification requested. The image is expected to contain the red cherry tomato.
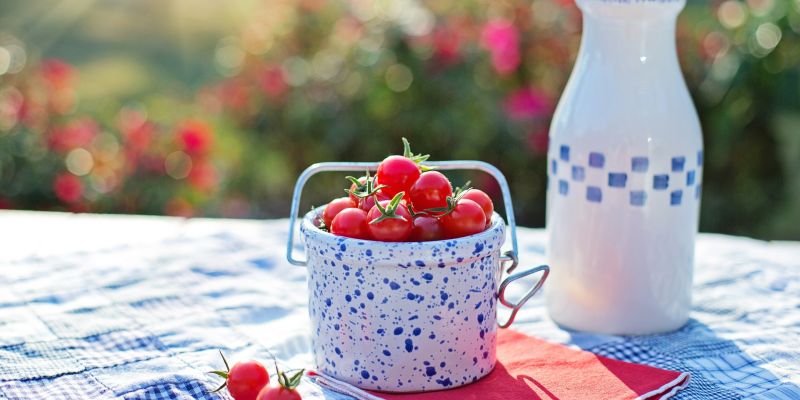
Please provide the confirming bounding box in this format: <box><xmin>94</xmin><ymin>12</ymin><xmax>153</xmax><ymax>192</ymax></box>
<box><xmin>358</xmin><ymin>192</ymin><xmax>391</xmax><ymax>212</ymax></box>
<box><xmin>440</xmin><ymin>198</ymin><xmax>486</xmax><ymax>238</ymax></box>
<box><xmin>462</xmin><ymin>189</ymin><xmax>494</xmax><ymax>227</ymax></box>
<box><xmin>227</xmin><ymin>361</ymin><xmax>270</xmax><ymax>400</ymax></box>
<box><xmin>256</xmin><ymin>386</ymin><xmax>302</xmax><ymax>400</ymax></box>
<box><xmin>322</xmin><ymin>197</ymin><xmax>356</xmax><ymax>228</ymax></box>
<box><xmin>376</xmin><ymin>155</ymin><xmax>420</xmax><ymax>197</ymax></box>
<box><xmin>348</xmin><ymin>176</ymin><xmax>368</xmax><ymax>203</ymax></box>
<box><xmin>410</xmin><ymin>216</ymin><xmax>444</xmax><ymax>242</ymax></box>
<box><xmin>409</xmin><ymin>171</ymin><xmax>453</xmax><ymax>211</ymax></box>
<box><xmin>367</xmin><ymin>200</ymin><xmax>413</xmax><ymax>242</ymax></box>
<box><xmin>331</xmin><ymin>208</ymin><xmax>371</xmax><ymax>239</ymax></box>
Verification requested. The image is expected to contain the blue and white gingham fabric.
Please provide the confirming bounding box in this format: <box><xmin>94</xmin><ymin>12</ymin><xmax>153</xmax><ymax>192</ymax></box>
<box><xmin>1</xmin><ymin>212</ymin><xmax>798</xmax><ymax>399</ymax></box>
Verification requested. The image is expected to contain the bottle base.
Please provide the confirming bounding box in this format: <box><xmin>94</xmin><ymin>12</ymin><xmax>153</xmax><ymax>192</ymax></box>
<box><xmin>548</xmin><ymin>311</ymin><xmax>690</xmax><ymax>336</ymax></box>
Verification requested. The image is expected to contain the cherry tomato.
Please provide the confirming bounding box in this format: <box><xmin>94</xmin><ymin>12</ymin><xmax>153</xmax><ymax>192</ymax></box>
<box><xmin>367</xmin><ymin>199</ymin><xmax>413</xmax><ymax>242</ymax></box>
<box><xmin>330</xmin><ymin>208</ymin><xmax>371</xmax><ymax>240</ymax></box>
<box><xmin>256</xmin><ymin>386</ymin><xmax>302</xmax><ymax>400</ymax></box>
<box><xmin>409</xmin><ymin>171</ymin><xmax>452</xmax><ymax>211</ymax></box>
<box><xmin>358</xmin><ymin>192</ymin><xmax>391</xmax><ymax>212</ymax></box>
<box><xmin>462</xmin><ymin>189</ymin><xmax>494</xmax><ymax>227</ymax></box>
<box><xmin>410</xmin><ymin>216</ymin><xmax>444</xmax><ymax>242</ymax></box>
<box><xmin>322</xmin><ymin>197</ymin><xmax>356</xmax><ymax>228</ymax></box>
<box><xmin>376</xmin><ymin>155</ymin><xmax>420</xmax><ymax>197</ymax></box>
<box><xmin>227</xmin><ymin>361</ymin><xmax>270</xmax><ymax>400</ymax></box>
<box><xmin>441</xmin><ymin>198</ymin><xmax>486</xmax><ymax>238</ymax></box>
<box><xmin>348</xmin><ymin>175</ymin><xmax>368</xmax><ymax>203</ymax></box>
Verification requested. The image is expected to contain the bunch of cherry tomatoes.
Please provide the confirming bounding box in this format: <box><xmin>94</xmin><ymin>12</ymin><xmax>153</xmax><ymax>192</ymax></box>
<box><xmin>210</xmin><ymin>352</ymin><xmax>303</xmax><ymax>400</ymax></box>
<box><xmin>318</xmin><ymin>139</ymin><xmax>494</xmax><ymax>242</ymax></box>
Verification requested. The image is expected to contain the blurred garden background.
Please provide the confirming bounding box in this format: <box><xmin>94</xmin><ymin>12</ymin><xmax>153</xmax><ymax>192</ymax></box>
<box><xmin>0</xmin><ymin>0</ymin><xmax>798</xmax><ymax>239</ymax></box>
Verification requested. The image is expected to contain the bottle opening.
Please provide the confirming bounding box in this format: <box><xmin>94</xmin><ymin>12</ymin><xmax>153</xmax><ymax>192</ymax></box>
<box><xmin>577</xmin><ymin>0</ymin><xmax>685</xmax><ymax>20</ymax></box>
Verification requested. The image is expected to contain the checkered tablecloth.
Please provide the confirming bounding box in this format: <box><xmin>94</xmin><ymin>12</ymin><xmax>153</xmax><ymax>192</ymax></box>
<box><xmin>1</xmin><ymin>211</ymin><xmax>798</xmax><ymax>399</ymax></box>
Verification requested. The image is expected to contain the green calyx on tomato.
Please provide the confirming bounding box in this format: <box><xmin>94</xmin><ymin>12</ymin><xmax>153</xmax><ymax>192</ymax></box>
<box><xmin>414</xmin><ymin>181</ymin><xmax>472</xmax><ymax>217</ymax></box>
<box><xmin>209</xmin><ymin>350</ymin><xmax>232</xmax><ymax>393</ymax></box>
<box><xmin>346</xmin><ymin>170</ymin><xmax>385</xmax><ymax>200</ymax></box>
<box><xmin>276</xmin><ymin>368</ymin><xmax>304</xmax><ymax>391</ymax></box>
<box><xmin>368</xmin><ymin>192</ymin><xmax>408</xmax><ymax>225</ymax></box>
<box><xmin>401</xmin><ymin>137</ymin><xmax>433</xmax><ymax>171</ymax></box>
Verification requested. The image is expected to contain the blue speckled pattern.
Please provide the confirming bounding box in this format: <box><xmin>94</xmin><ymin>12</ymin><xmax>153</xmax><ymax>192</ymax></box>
<box><xmin>301</xmin><ymin>210</ymin><xmax>506</xmax><ymax>392</ymax></box>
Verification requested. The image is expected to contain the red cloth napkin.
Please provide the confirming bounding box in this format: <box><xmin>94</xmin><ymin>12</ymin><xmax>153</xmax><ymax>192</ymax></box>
<box><xmin>370</xmin><ymin>329</ymin><xmax>689</xmax><ymax>400</ymax></box>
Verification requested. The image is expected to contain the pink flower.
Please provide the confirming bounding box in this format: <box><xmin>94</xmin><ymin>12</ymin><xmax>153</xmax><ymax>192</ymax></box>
<box><xmin>53</xmin><ymin>173</ymin><xmax>83</xmax><ymax>203</ymax></box>
<box><xmin>48</xmin><ymin>118</ymin><xmax>99</xmax><ymax>152</ymax></box>
<box><xmin>176</xmin><ymin>120</ymin><xmax>213</xmax><ymax>155</ymax></box>
<box><xmin>260</xmin><ymin>66</ymin><xmax>287</xmax><ymax>98</ymax></box>
<box><xmin>432</xmin><ymin>26</ymin><xmax>461</xmax><ymax>66</ymax></box>
<box><xmin>126</xmin><ymin>123</ymin><xmax>154</xmax><ymax>153</ymax></box>
<box><xmin>122</xmin><ymin>121</ymin><xmax>155</xmax><ymax>172</ymax></box>
<box><xmin>504</xmin><ymin>88</ymin><xmax>552</xmax><ymax>120</ymax></box>
<box><xmin>188</xmin><ymin>160</ymin><xmax>218</xmax><ymax>192</ymax></box>
<box><xmin>481</xmin><ymin>20</ymin><xmax>521</xmax><ymax>75</ymax></box>
<box><xmin>119</xmin><ymin>109</ymin><xmax>154</xmax><ymax>154</ymax></box>
<box><xmin>40</xmin><ymin>59</ymin><xmax>75</xmax><ymax>89</ymax></box>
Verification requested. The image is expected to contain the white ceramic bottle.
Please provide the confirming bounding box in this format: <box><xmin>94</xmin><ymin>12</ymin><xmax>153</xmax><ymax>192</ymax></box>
<box><xmin>545</xmin><ymin>0</ymin><xmax>702</xmax><ymax>335</ymax></box>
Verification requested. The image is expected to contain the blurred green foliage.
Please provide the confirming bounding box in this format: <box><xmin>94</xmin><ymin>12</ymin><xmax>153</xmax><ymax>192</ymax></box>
<box><xmin>0</xmin><ymin>0</ymin><xmax>798</xmax><ymax>239</ymax></box>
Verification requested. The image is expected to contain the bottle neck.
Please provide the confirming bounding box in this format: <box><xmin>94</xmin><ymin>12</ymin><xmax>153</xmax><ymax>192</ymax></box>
<box><xmin>578</xmin><ymin>12</ymin><xmax>680</xmax><ymax>75</ymax></box>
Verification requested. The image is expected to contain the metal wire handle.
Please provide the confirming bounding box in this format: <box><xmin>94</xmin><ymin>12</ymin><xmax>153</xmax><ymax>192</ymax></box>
<box><xmin>497</xmin><ymin>251</ymin><xmax>550</xmax><ymax>328</ymax></box>
<box><xmin>286</xmin><ymin>160</ymin><xmax>519</xmax><ymax>266</ymax></box>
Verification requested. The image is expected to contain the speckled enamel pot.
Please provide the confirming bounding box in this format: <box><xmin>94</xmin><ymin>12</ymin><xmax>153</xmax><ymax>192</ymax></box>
<box><xmin>301</xmin><ymin>209</ymin><xmax>506</xmax><ymax>392</ymax></box>
<box><xmin>287</xmin><ymin>161</ymin><xmax>549</xmax><ymax>393</ymax></box>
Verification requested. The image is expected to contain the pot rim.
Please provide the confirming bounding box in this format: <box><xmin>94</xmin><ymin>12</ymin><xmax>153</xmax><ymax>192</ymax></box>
<box><xmin>302</xmin><ymin>207</ymin><xmax>504</xmax><ymax>244</ymax></box>
<box><xmin>300</xmin><ymin>208</ymin><xmax>506</xmax><ymax>266</ymax></box>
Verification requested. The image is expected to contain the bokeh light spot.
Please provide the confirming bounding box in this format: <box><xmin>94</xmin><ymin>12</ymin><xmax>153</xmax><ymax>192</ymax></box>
<box><xmin>65</xmin><ymin>148</ymin><xmax>94</xmax><ymax>176</ymax></box>
<box><xmin>312</xmin><ymin>50</ymin><xmax>344</xmax><ymax>82</ymax></box>
<box><xmin>242</xmin><ymin>24</ymin><xmax>274</xmax><ymax>55</ymax></box>
<box><xmin>165</xmin><ymin>151</ymin><xmax>192</xmax><ymax>180</ymax></box>
<box><xmin>710</xmin><ymin>53</ymin><xmax>742</xmax><ymax>82</ymax></box>
<box><xmin>718</xmin><ymin>1</ymin><xmax>748</xmax><ymax>29</ymax></box>
<box><xmin>215</xmin><ymin>38</ymin><xmax>245</xmax><ymax>76</ymax></box>
<box><xmin>282</xmin><ymin>57</ymin><xmax>310</xmax><ymax>86</ymax></box>
<box><xmin>89</xmin><ymin>167</ymin><xmax>120</xmax><ymax>194</ymax></box>
<box><xmin>703</xmin><ymin>31</ymin><xmax>731</xmax><ymax>59</ymax></box>
<box><xmin>393</xmin><ymin>2</ymin><xmax>434</xmax><ymax>37</ymax></box>
<box><xmin>340</xmin><ymin>72</ymin><xmax>363</xmax><ymax>97</ymax></box>
<box><xmin>0</xmin><ymin>48</ymin><xmax>11</xmax><ymax>75</ymax></box>
<box><xmin>5</xmin><ymin>44</ymin><xmax>26</xmax><ymax>74</ymax></box>
<box><xmin>755</xmin><ymin>23</ymin><xmax>782</xmax><ymax>51</ymax></box>
<box><xmin>385</xmin><ymin>64</ymin><xmax>413</xmax><ymax>92</ymax></box>
<box><xmin>746</xmin><ymin>0</ymin><xmax>775</xmax><ymax>17</ymax></box>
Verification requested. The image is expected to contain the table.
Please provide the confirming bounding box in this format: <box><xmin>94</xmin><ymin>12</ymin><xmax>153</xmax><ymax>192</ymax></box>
<box><xmin>1</xmin><ymin>211</ymin><xmax>798</xmax><ymax>399</ymax></box>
